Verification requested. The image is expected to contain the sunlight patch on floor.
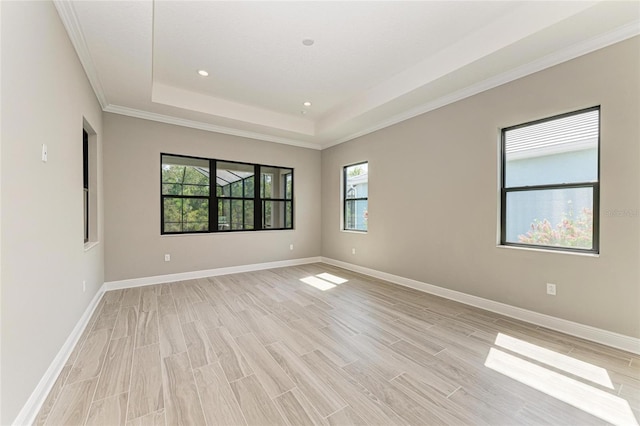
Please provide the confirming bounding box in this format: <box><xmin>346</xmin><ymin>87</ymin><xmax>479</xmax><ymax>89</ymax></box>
<box><xmin>485</xmin><ymin>347</ymin><xmax>637</xmax><ymax>426</ymax></box>
<box><xmin>316</xmin><ymin>273</ymin><xmax>348</xmax><ymax>285</ymax></box>
<box><xmin>300</xmin><ymin>276</ymin><xmax>336</xmax><ymax>291</ymax></box>
<box><xmin>495</xmin><ymin>333</ymin><xmax>614</xmax><ymax>389</ymax></box>
<box><xmin>300</xmin><ymin>272</ymin><xmax>348</xmax><ymax>291</ymax></box>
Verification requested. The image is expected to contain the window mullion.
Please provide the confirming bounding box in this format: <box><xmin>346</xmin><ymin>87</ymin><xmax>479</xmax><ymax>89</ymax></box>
<box><xmin>255</xmin><ymin>165</ymin><xmax>262</xmax><ymax>230</ymax></box>
<box><xmin>211</xmin><ymin>159</ymin><xmax>217</xmax><ymax>233</ymax></box>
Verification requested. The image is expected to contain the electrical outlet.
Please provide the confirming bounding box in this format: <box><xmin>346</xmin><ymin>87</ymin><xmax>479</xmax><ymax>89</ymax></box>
<box><xmin>289</xmin><ymin>244</ymin><xmax>294</xmax><ymax>250</ymax></box>
<box><xmin>164</xmin><ymin>254</ymin><xmax>171</xmax><ymax>262</ymax></box>
<box><xmin>82</xmin><ymin>280</ymin><xmax>86</xmax><ymax>292</ymax></box>
<box><xmin>42</xmin><ymin>144</ymin><xmax>48</xmax><ymax>162</ymax></box>
<box><xmin>546</xmin><ymin>283</ymin><xmax>557</xmax><ymax>296</ymax></box>
<box><xmin>352</xmin><ymin>248</ymin><xmax>356</xmax><ymax>255</ymax></box>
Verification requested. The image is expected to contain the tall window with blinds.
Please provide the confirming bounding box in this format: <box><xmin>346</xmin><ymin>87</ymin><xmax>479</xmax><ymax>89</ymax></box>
<box><xmin>343</xmin><ymin>162</ymin><xmax>368</xmax><ymax>232</ymax></box>
<box><xmin>500</xmin><ymin>107</ymin><xmax>600</xmax><ymax>253</ymax></box>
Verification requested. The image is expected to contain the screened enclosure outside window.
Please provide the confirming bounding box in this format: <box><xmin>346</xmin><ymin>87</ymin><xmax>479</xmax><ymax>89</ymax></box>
<box><xmin>261</xmin><ymin>166</ymin><xmax>293</xmax><ymax>229</ymax></box>
<box><xmin>501</xmin><ymin>107</ymin><xmax>599</xmax><ymax>253</ymax></box>
<box><xmin>161</xmin><ymin>154</ymin><xmax>294</xmax><ymax>234</ymax></box>
<box><xmin>217</xmin><ymin>161</ymin><xmax>255</xmax><ymax>231</ymax></box>
<box><xmin>162</xmin><ymin>155</ymin><xmax>210</xmax><ymax>233</ymax></box>
<box><xmin>343</xmin><ymin>162</ymin><xmax>368</xmax><ymax>232</ymax></box>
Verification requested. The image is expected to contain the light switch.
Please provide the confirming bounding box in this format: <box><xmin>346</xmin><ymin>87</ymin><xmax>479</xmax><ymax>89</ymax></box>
<box><xmin>42</xmin><ymin>144</ymin><xmax>48</xmax><ymax>162</ymax></box>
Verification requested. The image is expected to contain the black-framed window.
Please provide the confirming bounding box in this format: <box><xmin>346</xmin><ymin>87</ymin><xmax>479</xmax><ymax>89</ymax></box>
<box><xmin>260</xmin><ymin>166</ymin><xmax>293</xmax><ymax>229</ymax></box>
<box><xmin>83</xmin><ymin>129</ymin><xmax>89</xmax><ymax>243</ymax></box>
<box><xmin>343</xmin><ymin>162</ymin><xmax>368</xmax><ymax>232</ymax></box>
<box><xmin>501</xmin><ymin>107</ymin><xmax>600</xmax><ymax>253</ymax></box>
<box><xmin>161</xmin><ymin>153</ymin><xmax>294</xmax><ymax>234</ymax></box>
<box><xmin>162</xmin><ymin>155</ymin><xmax>210</xmax><ymax>233</ymax></box>
<box><xmin>217</xmin><ymin>161</ymin><xmax>255</xmax><ymax>231</ymax></box>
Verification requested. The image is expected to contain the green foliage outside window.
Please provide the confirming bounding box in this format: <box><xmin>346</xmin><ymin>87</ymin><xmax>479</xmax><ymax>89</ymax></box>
<box><xmin>162</xmin><ymin>163</ymin><xmax>209</xmax><ymax>232</ymax></box>
<box><xmin>162</xmin><ymin>155</ymin><xmax>292</xmax><ymax>233</ymax></box>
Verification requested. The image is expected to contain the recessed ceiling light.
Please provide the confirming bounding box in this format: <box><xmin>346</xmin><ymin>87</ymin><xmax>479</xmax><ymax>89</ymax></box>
<box><xmin>303</xmin><ymin>101</ymin><xmax>312</xmax><ymax>107</ymax></box>
<box><xmin>198</xmin><ymin>70</ymin><xmax>209</xmax><ymax>77</ymax></box>
<box><xmin>302</xmin><ymin>39</ymin><xmax>314</xmax><ymax>46</ymax></box>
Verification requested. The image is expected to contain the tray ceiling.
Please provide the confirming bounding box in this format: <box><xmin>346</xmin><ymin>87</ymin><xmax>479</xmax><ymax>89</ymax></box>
<box><xmin>55</xmin><ymin>1</ymin><xmax>639</xmax><ymax>149</ymax></box>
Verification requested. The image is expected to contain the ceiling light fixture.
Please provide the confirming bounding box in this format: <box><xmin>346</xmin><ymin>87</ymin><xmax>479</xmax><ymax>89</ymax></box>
<box><xmin>198</xmin><ymin>70</ymin><xmax>209</xmax><ymax>77</ymax></box>
<box><xmin>302</xmin><ymin>39</ymin><xmax>315</xmax><ymax>46</ymax></box>
<box><xmin>303</xmin><ymin>101</ymin><xmax>312</xmax><ymax>107</ymax></box>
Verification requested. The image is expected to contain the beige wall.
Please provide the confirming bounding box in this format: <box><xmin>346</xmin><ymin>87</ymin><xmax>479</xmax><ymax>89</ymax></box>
<box><xmin>103</xmin><ymin>114</ymin><xmax>322</xmax><ymax>282</ymax></box>
<box><xmin>0</xmin><ymin>2</ymin><xmax>104</xmax><ymax>423</ymax></box>
<box><xmin>0</xmin><ymin>3</ymin><xmax>637</xmax><ymax>421</ymax></box>
<box><xmin>322</xmin><ymin>37</ymin><xmax>640</xmax><ymax>339</ymax></box>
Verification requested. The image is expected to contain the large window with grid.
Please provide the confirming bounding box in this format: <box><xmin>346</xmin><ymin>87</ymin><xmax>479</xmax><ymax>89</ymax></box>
<box><xmin>161</xmin><ymin>154</ymin><xmax>293</xmax><ymax>234</ymax></box>
<box><xmin>500</xmin><ymin>107</ymin><xmax>599</xmax><ymax>253</ymax></box>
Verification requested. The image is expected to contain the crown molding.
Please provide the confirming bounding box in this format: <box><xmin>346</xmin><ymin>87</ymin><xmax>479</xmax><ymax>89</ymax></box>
<box><xmin>55</xmin><ymin>0</ymin><xmax>637</xmax><ymax>151</ymax></box>
<box><xmin>104</xmin><ymin>105</ymin><xmax>322</xmax><ymax>150</ymax></box>
<box><xmin>53</xmin><ymin>0</ymin><xmax>108</xmax><ymax>109</ymax></box>
<box><xmin>321</xmin><ymin>21</ymin><xmax>640</xmax><ymax>150</ymax></box>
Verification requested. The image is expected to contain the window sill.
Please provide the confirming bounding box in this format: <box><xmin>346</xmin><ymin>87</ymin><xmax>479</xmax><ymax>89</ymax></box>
<box><xmin>84</xmin><ymin>241</ymin><xmax>100</xmax><ymax>252</ymax></box>
<box><xmin>341</xmin><ymin>229</ymin><xmax>368</xmax><ymax>235</ymax></box>
<box><xmin>496</xmin><ymin>244</ymin><xmax>599</xmax><ymax>258</ymax></box>
<box><xmin>161</xmin><ymin>229</ymin><xmax>295</xmax><ymax>237</ymax></box>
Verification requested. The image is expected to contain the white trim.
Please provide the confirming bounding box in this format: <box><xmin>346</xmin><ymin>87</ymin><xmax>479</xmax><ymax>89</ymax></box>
<box><xmin>12</xmin><ymin>255</ymin><xmax>639</xmax><ymax>424</ymax></box>
<box><xmin>496</xmin><ymin>244</ymin><xmax>599</xmax><ymax>258</ymax></box>
<box><xmin>52</xmin><ymin>1</ymin><xmax>108</xmax><ymax>109</ymax></box>
<box><xmin>12</xmin><ymin>286</ymin><xmax>106</xmax><ymax>426</ymax></box>
<box><xmin>104</xmin><ymin>257</ymin><xmax>322</xmax><ymax>290</ymax></box>
<box><xmin>320</xmin><ymin>257</ymin><xmax>640</xmax><ymax>355</ymax></box>
<box><xmin>83</xmin><ymin>241</ymin><xmax>100</xmax><ymax>252</ymax></box>
<box><xmin>104</xmin><ymin>105</ymin><xmax>321</xmax><ymax>151</ymax></box>
<box><xmin>13</xmin><ymin>256</ymin><xmax>319</xmax><ymax>424</ymax></box>
<box><xmin>321</xmin><ymin>21</ymin><xmax>640</xmax><ymax>150</ymax></box>
<box><xmin>56</xmin><ymin>0</ymin><xmax>638</xmax><ymax>151</ymax></box>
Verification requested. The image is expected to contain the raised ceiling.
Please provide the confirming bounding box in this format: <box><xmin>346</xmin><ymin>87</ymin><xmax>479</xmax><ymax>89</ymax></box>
<box><xmin>56</xmin><ymin>1</ymin><xmax>639</xmax><ymax>150</ymax></box>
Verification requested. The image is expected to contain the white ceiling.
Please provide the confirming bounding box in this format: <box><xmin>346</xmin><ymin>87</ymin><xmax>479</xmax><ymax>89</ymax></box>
<box><xmin>56</xmin><ymin>1</ymin><xmax>639</xmax><ymax>150</ymax></box>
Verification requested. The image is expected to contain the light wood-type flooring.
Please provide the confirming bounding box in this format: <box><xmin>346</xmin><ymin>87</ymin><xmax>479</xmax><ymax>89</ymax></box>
<box><xmin>35</xmin><ymin>263</ymin><xmax>640</xmax><ymax>425</ymax></box>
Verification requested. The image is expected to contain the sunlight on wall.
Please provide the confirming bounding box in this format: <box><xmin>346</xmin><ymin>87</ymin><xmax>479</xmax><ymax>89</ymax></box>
<box><xmin>300</xmin><ymin>272</ymin><xmax>348</xmax><ymax>291</ymax></box>
<box><xmin>485</xmin><ymin>347</ymin><xmax>637</xmax><ymax>426</ymax></box>
<box><xmin>495</xmin><ymin>333</ymin><xmax>614</xmax><ymax>389</ymax></box>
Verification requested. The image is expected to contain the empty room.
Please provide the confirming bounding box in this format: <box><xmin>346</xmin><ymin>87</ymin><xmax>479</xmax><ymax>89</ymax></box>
<box><xmin>1</xmin><ymin>1</ymin><xmax>639</xmax><ymax>425</ymax></box>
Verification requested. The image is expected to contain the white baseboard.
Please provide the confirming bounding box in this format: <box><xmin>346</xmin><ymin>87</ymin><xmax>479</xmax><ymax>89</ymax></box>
<box><xmin>104</xmin><ymin>256</ymin><xmax>322</xmax><ymax>290</ymax></box>
<box><xmin>13</xmin><ymin>285</ymin><xmax>106</xmax><ymax>426</ymax></box>
<box><xmin>321</xmin><ymin>257</ymin><xmax>640</xmax><ymax>355</ymax></box>
<box><xmin>13</xmin><ymin>256</ymin><xmax>321</xmax><ymax>425</ymax></box>
<box><xmin>15</xmin><ymin>254</ymin><xmax>638</xmax><ymax>425</ymax></box>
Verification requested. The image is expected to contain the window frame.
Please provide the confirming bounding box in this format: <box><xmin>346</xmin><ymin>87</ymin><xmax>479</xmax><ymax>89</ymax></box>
<box><xmin>260</xmin><ymin>167</ymin><xmax>294</xmax><ymax>230</ymax></box>
<box><xmin>216</xmin><ymin>160</ymin><xmax>257</xmax><ymax>232</ymax></box>
<box><xmin>82</xmin><ymin>120</ymin><xmax>98</xmax><ymax>247</ymax></box>
<box><xmin>161</xmin><ymin>153</ymin><xmax>294</xmax><ymax>235</ymax></box>
<box><xmin>500</xmin><ymin>106</ymin><xmax>600</xmax><ymax>254</ymax></box>
<box><xmin>343</xmin><ymin>161</ymin><xmax>368</xmax><ymax>233</ymax></box>
<box><xmin>83</xmin><ymin>129</ymin><xmax>89</xmax><ymax>243</ymax></box>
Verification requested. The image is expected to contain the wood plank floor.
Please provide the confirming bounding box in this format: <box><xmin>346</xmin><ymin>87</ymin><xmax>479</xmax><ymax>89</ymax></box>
<box><xmin>35</xmin><ymin>263</ymin><xmax>640</xmax><ymax>425</ymax></box>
